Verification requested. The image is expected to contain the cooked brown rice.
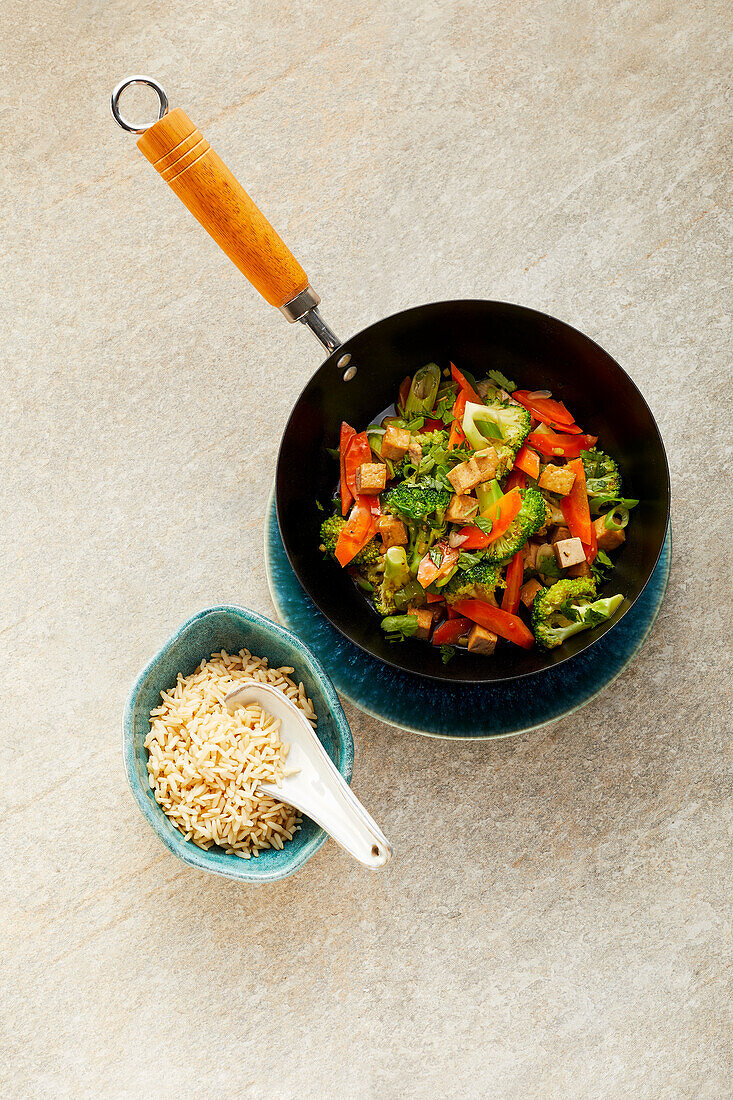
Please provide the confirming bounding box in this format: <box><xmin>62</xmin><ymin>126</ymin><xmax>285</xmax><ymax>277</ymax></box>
<box><xmin>145</xmin><ymin>648</ymin><xmax>316</xmax><ymax>858</ymax></box>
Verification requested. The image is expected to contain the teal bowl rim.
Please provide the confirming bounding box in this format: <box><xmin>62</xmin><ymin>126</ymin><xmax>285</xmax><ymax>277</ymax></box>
<box><xmin>122</xmin><ymin>604</ymin><xmax>355</xmax><ymax>883</ymax></box>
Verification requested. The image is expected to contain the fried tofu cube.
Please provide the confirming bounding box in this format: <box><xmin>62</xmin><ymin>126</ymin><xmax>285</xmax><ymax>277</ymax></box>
<box><xmin>593</xmin><ymin>515</ymin><xmax>626</xmax><ymax>551</ymax></box>
<box><xmin>446</xmin><ymin>494</ymin><xmax>478</xmax><ymax>524</ymax></box>
<box><xmin>567</xmin><ymin>560</ymin><xmax>592</xmax><ymax>578</ymax></box>
<box><xmin>447</xmin><ymin>458</ymin><xmax>481</xmax><ymax>494</ymax></box>
<box><xmin>467</xmin><ymin>624</ymin><xmax>498</xmax><ymax>655</ymax></box>
<box><xmin>554</xmin><ymin>537</ymin><xmax>586</xmax><ymax>569</ymax></box>
<box><xmin>376</xmin><ymin>515</ymin><xmax>407</xmax><ymax>548</ymax></box>
<box><xmin>381</xmin><ymin>424</ymin><xmax>410</xmax><ymax>461</ymax></box>
<box><xmin>472</xmin><ymin>446</ymin><xmax>499</xmax><ymax>482</ymax></box>
<box><xmin>538</xmin><ymin>464</ymin><xmax>576</xmax><ymax>496</ymax></box>
<box><xmin>550</xmin><ymin>526</ymin><xmax>571</xmax><ymax>546</ymax></box>
<box><xmin>407</xmin><ymin>607</ymin><xmax>434</xmax><ymax>641</ymax></box>
<box><xmin>520</xmin><ymin>579</ymin><xmax>543</xmax><ymax>607</ymax></box>
<box><xmin>355</xmin><ymin>463</ymin><xmax>387</xmax><ymax>495</ymax></box>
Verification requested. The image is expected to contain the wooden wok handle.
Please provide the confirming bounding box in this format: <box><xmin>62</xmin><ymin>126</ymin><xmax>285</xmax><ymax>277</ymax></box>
<box><xmin>137</xmin><ymin>108</ymin><xmax>310</xmax><ymax>311</ymax></box>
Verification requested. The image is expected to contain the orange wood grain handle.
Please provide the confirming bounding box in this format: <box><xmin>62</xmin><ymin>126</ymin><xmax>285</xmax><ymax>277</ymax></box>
<box><xmin>137</xmin><ymin>108</ymin><xmax>309</xmax><ymax>309</ymax></box>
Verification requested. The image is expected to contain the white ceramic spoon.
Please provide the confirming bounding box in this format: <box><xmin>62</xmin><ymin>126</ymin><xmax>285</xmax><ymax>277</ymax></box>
<box><xmin>224</xmin><ymin>681</ymin><xmax>392</xmax><ymax>869</ymax></box>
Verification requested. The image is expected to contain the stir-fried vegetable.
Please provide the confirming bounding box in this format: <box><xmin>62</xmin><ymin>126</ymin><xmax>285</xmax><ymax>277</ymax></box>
<box><xmin>514</xmin><ymin>444</ymin><xmax>540</xmax><ymax>480</ymax></box>
<box><xmin>452</xmin><ymin>599</ymin><xmax>535</xmax><ymax>649</ymax></box>
<box><xmin>404</xmin><ymin>363</ymin><xmax>441</xmax><ymax>417</ymax></box>
<box><xmin>321</xmin><ymin>364</ymin><xmax>635</xmax><ymax>660</ymax></box>
<box><xmin>501</xmin><ymin>551</ymin><xmax>524</xmax><ymax>615</ymax></box>
<box><xmin>512</xmin><ymin>390</ymin><xmax>581</xmax><ymax>433</ymax></box>
<box><xmin>334</xmin><ymin>499</ymin><xmax>375</xmax><ymax>566</ymax></box>
<box><xmin>527</xmin><ymin>429</ymin><xmax>598</xmax><ymax>459</ymax></box>
<box><xmin>462</xmin><ymin>400</ymin><xmax>532</xmax><ymax>454</ymax></box>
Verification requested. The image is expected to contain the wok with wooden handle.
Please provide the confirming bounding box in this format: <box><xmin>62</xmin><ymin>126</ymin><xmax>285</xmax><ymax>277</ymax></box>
<box><xmin>110</xmin><ymin>77</ymin><xmax>670</xmax><ymax>683</ymax></box>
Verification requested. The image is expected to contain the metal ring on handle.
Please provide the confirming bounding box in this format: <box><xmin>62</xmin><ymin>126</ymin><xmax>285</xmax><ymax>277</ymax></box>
<box><xmin>110</xmin><ymin>76</ymin><xmax>169</xmax><ymax>133</ymax></box>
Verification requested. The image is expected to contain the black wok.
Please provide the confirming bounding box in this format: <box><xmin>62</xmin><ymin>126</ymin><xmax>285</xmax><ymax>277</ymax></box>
<box><xmin>114</xmin><ymin>82</ymin><xmax>670</xmax><ymax>684</ymax></box>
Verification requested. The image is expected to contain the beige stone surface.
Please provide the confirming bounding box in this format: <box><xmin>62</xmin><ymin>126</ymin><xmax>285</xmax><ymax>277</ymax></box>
<box><xmin>2</xmin><ymin>1</ymin><xmax>731</xmax><ymax>1097</ymax></box>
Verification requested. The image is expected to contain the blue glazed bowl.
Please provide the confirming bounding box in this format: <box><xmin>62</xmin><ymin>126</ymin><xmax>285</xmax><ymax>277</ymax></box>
<box><xmin>123</xmin><ymin>604</ymin><xmax>354</xmax><ymax>883</ymax></box>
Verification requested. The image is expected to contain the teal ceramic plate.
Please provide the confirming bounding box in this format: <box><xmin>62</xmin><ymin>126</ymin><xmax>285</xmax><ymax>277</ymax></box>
<box><xmin>123</xmin><ymin>604</ymin><xmax>354</xmax><ymax>882</ymax></box>
<box><xmin>265</xmin><ymin>494</ymin><xmax>671</xmax><ymax>740</ymax></box>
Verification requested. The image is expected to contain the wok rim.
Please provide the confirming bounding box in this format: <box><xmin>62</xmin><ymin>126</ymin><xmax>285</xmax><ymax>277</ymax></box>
<box><xmin>275</xmin><ymin>298</ymin><xmax>671</xmax><ymax>685</ymax></box>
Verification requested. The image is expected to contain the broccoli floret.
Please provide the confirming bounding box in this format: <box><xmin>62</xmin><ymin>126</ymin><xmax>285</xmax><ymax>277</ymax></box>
<box><xmin>413</xmin><ymin>429</ymin><xmax>449</xmax><ymax>448</ymax></box>
<box><xmin>463</xmin><ymin>399</ymin><xmax>532</xmax><ymax>455</ymax></box>
<box><xmin>319</xmin><ymin>513</ymin><xmax>345</xmax><ymax>556</ymax></box>
<box><xmin>373</xmin><ymin>547</ymin><xmax>411</xmax><ymax>616</ymax></box>
<box><xmin>581</xmin><ymin>449</ymin><xmax>622</xmax><ymax>510</ymax></box>
<box><xmin>353</xmin><ymin>539</ymin><xmax>381</xmax><ymax>568</ymax></box>
<box><xmin>483</xmin><ymin>487</ymin><xmax>547</xmax><ymax>564</ymax></box>
<box><xmin>531</xmin><ymin>577</ymin><xmax>623</xmax><ymax>649</ymax></box>
<box><xmin>383</xmin><ymin>481</ymin><xmax>450</xmax><ymax>523</ymax></box>
<box><xmin>445</xmin><ymin>561</ymin><xmax>503</xmax><ymax>605</ymax></box>
<box><xmin>319</xmin><ymin>513</ymin><xmax>380</xmax><ymax>570</ymax></box>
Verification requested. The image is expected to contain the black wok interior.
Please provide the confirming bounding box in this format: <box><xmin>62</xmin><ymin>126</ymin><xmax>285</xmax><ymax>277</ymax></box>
<box><xmin>276</xmin><ymin>300</ymin><xmax>670</xmax><ymax>683</ymax></box>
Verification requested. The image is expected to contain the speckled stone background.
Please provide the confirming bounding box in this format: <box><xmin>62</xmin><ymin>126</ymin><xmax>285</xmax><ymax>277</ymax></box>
<box><xmin>2</xmin><ymin>1</ymin><xmax>731</xmax><ymax>1097</ymax></box>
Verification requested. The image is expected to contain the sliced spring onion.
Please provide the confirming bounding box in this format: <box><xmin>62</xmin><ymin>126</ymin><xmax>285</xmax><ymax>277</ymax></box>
<box><xmin>604</xmin><ymin>505</ymin><xmax>630</xmax><ymax>531</ymax></box>
<box><xmin>594</xmin><ymin>494</ymin><xmax>639</xmax><ymax>509</ymax></box>
<box><xmin>476</xmin><ymin>479</ymin><xmax>503</xmax><ymax>514</ymax></box>
<box><xmin>405</xmin><ymin>363</ymin><xmax>441</xmax><ymax>416</ymax></box>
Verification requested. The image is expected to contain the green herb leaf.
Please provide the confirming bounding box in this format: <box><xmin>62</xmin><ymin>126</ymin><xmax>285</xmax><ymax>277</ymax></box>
<box><xmin>380</xmin><ymin>614</ymin><xmax>420</xmax><ymax>643</ymax></box>
<box><xmin>487</xmin><ymin>369</ymin><xmax>517</xmax><ymax>392</ymax></box>
<box><xmin>477</xmin><ymin>419</ymin><xmax>503</xmax><ymax>441</ymax></box>
<box><xmin>440</xmin><ymin>645</ymin><xmax>456</xmax><ymax>665</ymax></box>
<box><xmin>458</xmin><ymin>551</ymin><xmax>484</xmax><ymax>570</ymax></box>
<box><xmin>456</xmin><ymin>367</ymin><xmax>480</xmax><ymax>390</ymax></box>
<box><xmin>474</xmin><ymin>516</ymin><xmax>493</xmax><ymax>535</ymax></box>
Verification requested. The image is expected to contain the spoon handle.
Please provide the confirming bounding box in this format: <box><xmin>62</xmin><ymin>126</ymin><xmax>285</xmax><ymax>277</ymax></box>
<box><xmin>225</xmin><ymin>681</ymin><xmax>392</xmax><ymax>870</ymax></box>
<box><xmin>261</xmin><ymin>755</ymin><xmax>391</xmax><ymax>870</ymax></box>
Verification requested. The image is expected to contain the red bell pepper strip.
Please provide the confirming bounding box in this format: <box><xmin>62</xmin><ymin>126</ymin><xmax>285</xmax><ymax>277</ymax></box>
<box><xmin>450</xmin><ymin>363</ymin><xmax>482</xmax><ymax>404</ymax></box>
<box><xmin>422</xmin><ymin>417</ymin><xmax>444</xmax><ymax>432</ymax></box>
<box><xmin>344</xmin><ymin>431</ymin><xmax>372</xmax><ymax>498</ymax></box>
<box><xmin>339</xmin><ymin>422</ymin><xmax>356</xmax><ymax>515</ymax></box>
<box><xmin>398</xmin><ymin>376</ymin><xmax>411</xmax><ymax>411</ymax></box>
<box><xmin>448</xmin><ymin>390</ymin><xmax>468</xmax><ymax>450</ymax></box>
<box><xmin>456</xmin><ymin>489</ymin><xmax>523</xmax><ymax>549</ymax></box>
<box><xmin>512</xmin><ymin>390</ymin><xmax>580</xmax><ymax>432</ymax></box>
<box><xmin>513</xmin><ymin>444</ymin><xmax>540</xmax><ymax>480</ymax></box>
<box><xmin>455</xmin><ymin>490</ymin><xmax>523</xmax><ymax>549</ymax></box>
<box><xmin>446</xmin><ymin>604</ymin><xmax>462</xmax><ymax>619</ymax></box>
<box><xmin>426</xmin><ymin>592</ymin><xmax>445</xmax><ymax>605</ymax></box>
<box><xmin>452</xmin><ymin>599</ymin><xmax>535</xmax><ymax>649</ymax></box>
<box><xmin>501</xmin><ymin>551</ymin><xmax>524</xmax><ymax>615</ymax></box>
<box><xmin>505</xmin><ymin>468</ymin><xmax>526</xmax><ymax>492</ymax></box>
<box><xmin>527</xmin><ymin>430</ymin><xmax>597</xmax><ymax>460</ymax></box>
<box><xmin>368</xmin><ymin>497</ymin><xmax>381</xmax><ymax>518</ymax></box>
<box><xmin>417</xmin><ymin>541</ymin><xmax>459</xmax><ymax>589</ymax></box>
<box><xmin>584</xmin><ymin>524</ymin><xmax>598</xmax><ymax>565</ymax></box>
<box><xmin>560</xmin><ymin>458</ymin><xmax>593</xmax><ymax>545</ymax></box>
<box><xmin>455</xmin><ymin>527</ymin><xmax>490</xmax><ymax>549</ymax></box>
<box><xmin>334</xmin><ymin>499</ymin><xmax>375</xmax><ymax>567</ymax></box>
<box><xmin>432</xmin><ymin>618</ymin><xmax>472</xmax><ymax>646</ymax></box>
